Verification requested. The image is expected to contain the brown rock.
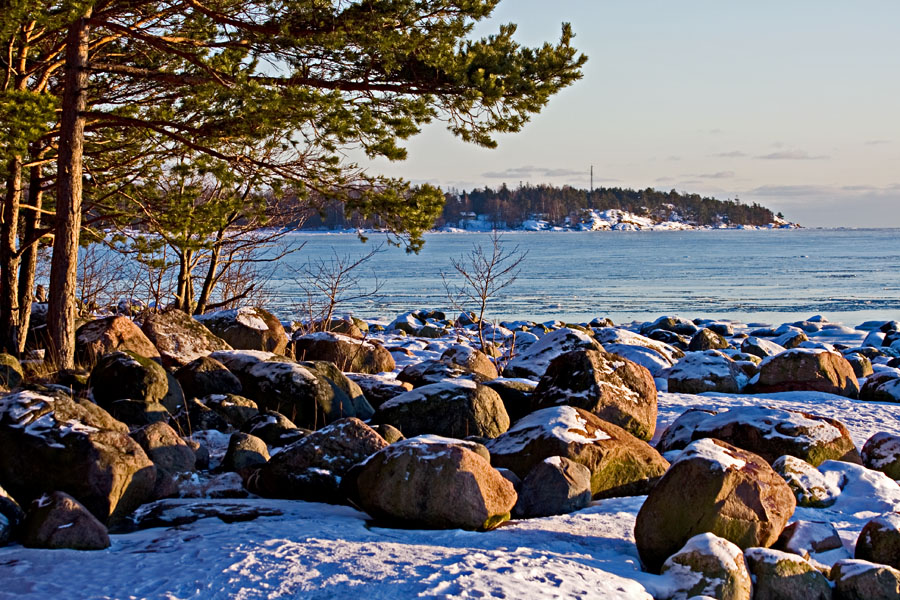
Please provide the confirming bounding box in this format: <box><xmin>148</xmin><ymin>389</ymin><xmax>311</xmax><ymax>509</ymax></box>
<box><xmin>292</xmin><ymin>332</ymin><xmax>395</xmax><ymax>374</ymax></box>
<box><xmin>486</xmin><ymin>406</ymin><xmax>669</xmax><ymax>499</ymax></box>
<box><xmin>131</xmin><ymin>421</ymin><xmax>196</xmax><ymax>474</ymax></box>
<box><xmin>635</xmin><ymin>438</ymin><xmax>796</xmax><ymax>573</ymax></box>
<box><xmin>141</xmin><ymin>309</ymin><xmax>232</xmax><ymax>369</ymax></box>
<box><xmin>856</xmin><ymin>513</ymin><xmax>900</xmax><ymax>569</ymax></box>
<box><xmin>354</xmin><ymin>436</ymin><xmax>517</xmax><ymax>530</ymax></box>
<box><xmin>75</xmin><ymin>316</ymin><xmax>160</xmax><ymax>365</ymax></box>
<box><xmin>21</xmin><ymin>492</ymin><xmax>110</xmax><ymax>550</ymax></box>
<box><xmin>175</xmin><ymin>356</ymin><xmax>242</xmax><ymax>399</ymax></box>
<box><xmin>195</xmin><ymin>307</ymin><xmax>287</xmax><ymax>354</ymax></box>
<box><xmin>751</xmin><ymin>349</ymin><xmax>860</xmax><ymax>398</ymax></box>
<box><xmin>440</xmin><ymin>345</ymin><xmax>499</xmax><ymax>380</ymax></box>
<box><xmin>862</xmin><ymin>432</ymin><xmax>900</xmax><ymax>479</ymax></box>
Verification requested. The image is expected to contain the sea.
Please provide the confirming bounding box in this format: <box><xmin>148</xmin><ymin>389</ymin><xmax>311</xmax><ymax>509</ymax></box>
<box><xmin>257</xmin><ymin>228</ymin><xmax>900</xmax><ymax>327</ymax></box>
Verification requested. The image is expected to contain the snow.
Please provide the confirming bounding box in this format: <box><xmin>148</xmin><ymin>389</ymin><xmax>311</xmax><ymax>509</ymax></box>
<box><xmin>487</xmin><ymin>406</ymin><xmax>612</xmax><ymax>455</ymax></box>
<box><xmin>197</xmin><ymin>307</ymin><xmax>270</xmax><ymax>331</ymax></box>
<box><xmin>672</xmin><ymin>438</ymin><xmax>748</xmax><ymax>471</ymax></box>
<box><xmin>379</xmin><ymin>379</ymin><xmax>478</xmax><ymax>409</ymax></box>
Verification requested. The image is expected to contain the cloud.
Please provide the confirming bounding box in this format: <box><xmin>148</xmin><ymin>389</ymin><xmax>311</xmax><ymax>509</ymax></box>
<box><xmin>667</xmin><ymin>155</ymin><xmax>682</xmax><ymax>161</ymax></box>
<box><xmin>694</xmin><ymin>171</ymin><xmax>735</xmax><ymax>180</ymax></box>
<box><xmin>714</xmin><ymin>150</ymin><xmax>748</xmax><ymax>158</ymax></box>
<box><xmin>755</xmin><ymin>150</ymin><xmax>829</xmax><ymax>160</ymax></box>
<box><xmin>865</xmin><ymin>139</ymin><xmax>891</xmax><ymax>146</ymax></box>
<box><xmin>481</xmin><ymin>165</ymin><xmax>589</xmax><ymax>180</ymax></box>
<box><xmin>742</xmin><ymin>183</ymin><xmax>900</xmax><ymax>227</ymax></box>
<box><xmin>746</xmin><ymin>184</ymin><xmax>829</xmax><ymax>197</ymax></box>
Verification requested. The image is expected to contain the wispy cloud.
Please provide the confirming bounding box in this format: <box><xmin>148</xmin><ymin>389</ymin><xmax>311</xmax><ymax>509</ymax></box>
<box><xmin>694</xmin><ymin>171</ymin><xmax>735</xmax><ymax>180</ymax></box>
<box><xmin>481</xmin><ymin>165</ymin><xmax>588</xmax><ymax>180</ymax></box>
<box><xmin>755</xmin><ymin>150</ymin><xmax>829</xmax><ymax>160</ymax></box>
<box><xmin>865</xmin><ymin>139</ymin><xmax>891</xmax><ymax>146</ymax></box>
<box><xmin>714</xmin><ymin>150</ymin><xmax>748</xmax><ymax>158</ymax></box>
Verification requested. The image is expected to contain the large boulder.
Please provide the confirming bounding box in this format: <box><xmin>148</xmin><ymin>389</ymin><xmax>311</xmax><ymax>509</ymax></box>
<box><xmin>533</xmin><ymin>348</ymin><xmax>657</xmax><ymax>441</ymax></box>
<box><xmin>0</xmin><ymin>484</ymin><xmax>23</xmax><ymax>546</ymax></box>
<box><xmin>654</xmin><ymin>406</ymin><xmax>861</xmax><ymax>467</ymax></box>
<box><xmin>503</xmin><ymin>328</ymin><xmax>603</xmax><ymax>379</ymax></box>
<box><xmin>855</xmin><ymin>513</ymin><xmax>900</xmax><ymax>569</ymax></box>
<box><xmin>831</xmin><ymin>559</ymin><xmax>900</xmax><ymax>600</ymax></box>
<box><xmin>130</xmin><ymin>421</ymin><xmax>196</xmax><ymax>475</ymax></box>
<box><xmin>292</xmin><ymin>331</ymin><xmax>395</xmax><ymax>374</ymax></box>
<box><xmin>743</xmin><ymin>547</ymin><xmax>832</xmax><ymax>600</ymax></box>
<box><xmin>209</xmin><ymin>351</ymin><xmax>373</xmax><ymax>430</ymax></box>
<box><xmin>0</xmin><ymin>354</ymin><xmax>23</xmax><ymax>390</ymax></box>
<box><xmin>751</xmin><ymin>349</ymin><xmax>860</xmax><ymax>398</ymax></box>
<box><xmin>658</xmin><ymin>533</ymin><xmax>752</xmax><ymax>600</ymax></box>
<box><xmin>592</xmin><ymin>327</ymin><xmax>685</xmax><ymax>377</ymax></box>
<box><xmin>635</xmin><ymin>438</ymin><xmax>796</xmax><ymax>573</ymax></box>
<box><xmin>440</xmin><ymin>345</ymin><xmax>499</xmax><ymax>380</ymax></box>
<box><xmin>640</xmin><ymin>315</ymin><xmax>699</xmax><ymax>336</ymax></box>
<box><xmin>353</xmin><ymin>436</ymin><xmax>517</xmax><ymax>530</ymax></box>
<box><xmin>0</xmin><ymin>390</ymin><xmax>156</xmax><ymax>524</ymax></box>
<box><xmin>175</xmin><ymin>356</ymin><xmax>243</xmax><ymax>399</ymax></box>
<box><xmin>483</xmin><ymin>378</ymin><xmax>538</xmax><ymax>423</ymax></box>
<box><xmin>862</xmin><ymin>432</ymin><xmax>900</xmax><ymax>479</ymax></box>
<box><xmin>860</xmin><ymin>373</ymin><xmax>900</xmax><ymax>403</ymax></box>
<box><xmin>377</xmin><ymin>380</ymin><xmax>509</xmax><ymax>439</ymax></box>
<box><xmin>201</xmin><ymin>393</ymin><xmax>259</xmax><ymax>429</ymax></box>
<box><xmin>248</xmin><ymin>418</ymin><xmax>387</xmax><ymax>501</ymax></box>
<box><xmin>90</xmin><ymin>351</ymin><xmax>169</xmax><ymax>407</ymax></box>
<box><xmin>140</xmin><ymin>309</ymin><xmax>231</xmax><ymax>369</ymax></box>
<box><xmin>486</xmin><ymin>406</ymin><xmax>668</xmax><ymax>499</ymax></box>
<box><xmin>772</xmin><ymin>455</ymin><xmax>840</xmax><ymax>508</ymax></box>
<box><xmin>513</xmin><ymin>456</ymin><xmax>592</xmax><ymax>518</ymax></box>
<box><xmin>667</xmin><ymin>351</ymin><xmax>746</xmax><ymax>394</ymax></box>
<box><xmin>21</xmin><ymin>491</ymin><xmax>110</xmax><ymax>550</ymax></box>
<box><xmin>195</xmin><ymin>307</ymin><xmax>288</xmax><ymax>354</ymax></box>
<box><xmin>75</xmin><ymin>316</ymin><xmax>160</xmax><ymax>365</ymax></box>
<box><xmin>222</xmin><ymin>432</ymin><xmax>270</xmax><ymax>473</ymax></box>
<box><xmin>742</xmin><ymin>337</ymin><xmax>787</xmax><ymax>359</ymax></box>
<box><xmin>396</xmin><ymin>359</ymin><xmax>490</xmax><ymax>388</ymax></box>
<box><xmin>688</xmin><ymin>328</ymin><xmax>730</xmax><ymax>352</ymax></box>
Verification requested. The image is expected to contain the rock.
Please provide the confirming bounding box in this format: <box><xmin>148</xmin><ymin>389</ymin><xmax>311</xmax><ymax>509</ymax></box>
<box><xmin>131</xmin><ymin>421</ymin><xmax>196</xmax><ymax>474</ymax></box>
<box><xmin>658</xmin><ymin>533</ymin><xmax>752</xmax><ymax>600</ymax></box>
<box><xmin>860</xmin><ymin>373</ymin><xmax>900</xmax><ymax>403</ymax></box>
<box><xmin>353</xmin><ymin>435</ymin><xmax>517</xmax><ymax>530</ymax></box>
<box><xmin>0</xmin><ymin>390</ymin><xmax>156</xmax><ymax>524</ymax></box>
<box><xmin>240</xmin><ymin>410</ymin><xmax>308</xmax><ymax>447</ymax></box>
<box><xmin>590</xmin><ymin>328</ymin><xmax>683</xmax><ymax>378</ymax></box>
<box><xmin>856</xmin><ymin>513</ymin><xmax>900</xmax><ymax>569</ymax></box>
<box><xmin>373</xmin><ymin>423</ymin><xmax>404</xmax><ymax>444</ymax></box>
<box><xmin>861</xmin><ymin>432</ymin><xmax>900</xmax><ymax>480</ymax></box>
<box><xmin>223</xmin><ymin>432</ymin><xmax>270</xmax><ymax>473</ymax></box>
<box><xmin>751</xmin><ymin>349</ymin><xmax>860</xmax><ymax>398</ymax></box>
<box><xmin>140</xmin><ymin>309</ymin><xmax>232</xmax><ymax>369</ymax></box>
<box><xmin>651</xmin><ymin>405</ymin><xmax>861</xmax><ymax>467</ymax></box>
<box><xmin>503</xmin><ymin>328</ymin><xmax>603</xmax><ymax>379</ymax></box>
<box><xmin>0</xmin><ymin>484</ymin><xmax>23</xmax><ymax>546</ymax></box>
<box><xmin>388</xmin><ymin>311</ymin><xmax>426</xmax><ymax>334</ymax></box>
<box><xmin>346</xmin><ymin>373</ymin><xmax>413</xmax><ymax>410</ymax></box>
<box><xmin>175</xmin><ymin>357</ymin><xmax>242</xmax><ymax>399</ymax></box>
<box><xmin>171</xmin><ymin>397</ymin><xmax>229</xmax><ymax>434</ymax></box>
<box><xmin>773</xmin><ymin>330</ymin><xmax>810</xmax><ymax>349</ymax></box>
<box><xmin>195</xmin><ymin>307</ymin><xmax>288</xmax><ymax>354</ymax></box>
<box><xmin>292</xmin><ymin>331</ymin><xmax>395</xmax><ymax>374</ymax></box>
<box><xmin>483</xmin><ymin>378</ymin><xmax>537</xmax><ymax>423</ymax></box>
<box><xmin>90</xmin><ymin>351</ymin><xmax>169</xmax><ymax>408</ymax></box>
<box><xmin>634</xmin><ymin>438</ymin><xmax>796</xmax><ymax>573</ymax></box>
<box><xmin>378</xmin><ymin>380</ymin><xmax>509</xmax><ymax>440</ymax></box>
<box><xmin>772</xmin><ymin>455</ymin><xmax>841</xmax><ymax>507</ymax></box>
<box><xmin>832</xmin><ymin>559</ymin><xmax>900</xmax><ymax>600</ymax></box>
<box><xmin>667</xmin><ymin>351</ymin><xmax>745</xmax><ymax>394</ymax></box>
<box><xmin>440</xmin><ymin>345</ymin><xmax>499</xmax><ymax>379</ymax></box>
<box><xmin>247</xmin><ymin>418</ymin><xmax>387</xmax><ymax>501</ymax></box>
<box><xmin>776</xmin><ymin>520</ymin><xmax>846</xmax><ymax>562</ymax></box>
<box><xmin>513</xmin><ymin>456</ymin><xmax>592</xmax><ymax>518</ymax></box>
<box><xmin>211</xmin><ymin>351</ymin><xmax>373</xmax><ymax>430</ymax></box>
<box><xmin>107</xmin><ymin>399</ymin><xmax>170</xmax><ymax>427</ymax></box>
<box><xmin>75</xmin><ymin>316</ymin><xmax>161</xmax><ymax>365</ymax></box>
<box><xmin>0</xmin><ymin>354</ymin><xmax>23</xmax><ymax>389</ymax></box>
<box><xmin>201</xmin><ymin>394</ymin><xmax>259</xmax><ymax>429</ymax></box>
<box><xmin>741</xmin><ymin>337</ymin><xmax>787</xmax><ymax>359</ymax></box>
<box><xmin>640</xmin><ymin>316</ymin><xmax>699</xmax><ymax>336</ymax></box>
<box><xmin>486</xmin><ymin>406</ymin><xmax>668</xmax><ymax>499</ymax></box>
<box><xmin>688</xmin><ymin>328</ymin><xmax>730</xmax><ymax>352</ymax></box>
<box><xmin>655</xmin><ymin>408</ymin><xmax>718</xmax><ymax>454</ymax></box>
<box><xmin>744</xmin><ymin>547</ymin><xmax>832</xmax><ymax>600</ymax></box>
<box><xmin>845</xmin><ymin>353</ymin><xmax>874</xmax><ymax>378</ymax></box>
<box><xmin>533</xmin><ymin>348</ymin><xmax>657</xmax><ymax>441</ymax></box>
<box><xmin>21</xmin><ymin>492</ymin><xmax>110</xmax><ymax>550</ymax></box>
<box><xmin>396</xmin><ymin>359</ymin><xmax>490</xmax><ymax>388</ymax></box>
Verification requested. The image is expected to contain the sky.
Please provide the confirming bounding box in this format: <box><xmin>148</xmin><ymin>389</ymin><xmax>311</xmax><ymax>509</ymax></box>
<box><xmin>360</xmin><ymin>1</ymin><xmax>900</xmax><ymax>228</ymax></box>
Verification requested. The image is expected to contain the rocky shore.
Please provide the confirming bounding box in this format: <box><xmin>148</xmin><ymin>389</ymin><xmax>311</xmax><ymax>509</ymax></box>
<box><xmin>2</xmin><ymin>305</ymin><xmax>900</xmax><ymax>598</ymax></box>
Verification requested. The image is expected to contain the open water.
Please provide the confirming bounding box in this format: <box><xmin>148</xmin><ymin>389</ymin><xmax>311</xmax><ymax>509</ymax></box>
<box><xmin>262</xmin><ymin>229</ymin><xmax>900</xmax><ymax>326</ymax></box>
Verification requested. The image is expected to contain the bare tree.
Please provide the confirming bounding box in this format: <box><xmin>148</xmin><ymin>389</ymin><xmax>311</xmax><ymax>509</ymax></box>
<box><xmin>442</xmin><ymin>232</ymin><xmax>527</xmax><ymax>350</ymax></box>
<box><xmin>292</xmin><ymin>245</ymin><xmax>384</xmax><ymax>334</ymax></box>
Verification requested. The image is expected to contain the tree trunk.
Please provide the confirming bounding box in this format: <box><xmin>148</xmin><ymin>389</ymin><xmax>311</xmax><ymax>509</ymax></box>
<box><xmin>16</xmin><ymin>160</ymin><xmax>44</xmax><ymax>355</ymax></box>
<box><xmin>0</xmin><ymin>158</ymin><xmax>22</xmax><ymax>353</ymax></box>
<box><xmin>194</xmin><ymin>235</ymin><xmax>224</xmax><ymax>315</ymax></box>
<box><xmin>174</xmin><ymin>249</ymin><xmax>194</xmax><ymax>312</ymax></box>
<box><xmin>48</xmin><ymin>11</ymin><xmax>91</xmax><ymax>370</ymax></box>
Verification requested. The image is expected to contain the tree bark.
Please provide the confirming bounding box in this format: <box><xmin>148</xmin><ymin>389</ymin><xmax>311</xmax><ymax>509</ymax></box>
<box><xmin>0</xmin><ymin>158</ymin><xmax>22</xmax><ymax>353</ymax></box>
<box><xmin>48</xmin><ymin>10</ymin><xmax>91</xmax><ymax>369</ymax></box>
<box><xmin>16</xmin><ymin>160</ymin><xmax>44</xmax><ymax>355</ymax></box>
<box><xmin>194</xmin><ymin>233</ymin><xmax>224</xmax><ymax>315</ymax></box>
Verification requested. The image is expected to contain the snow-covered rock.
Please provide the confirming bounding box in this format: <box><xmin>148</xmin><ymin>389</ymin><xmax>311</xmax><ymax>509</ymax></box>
<box><xmin>503</xmin><ymin>327</ymin><xmax>602</xmax><ymax>379</ymax></box>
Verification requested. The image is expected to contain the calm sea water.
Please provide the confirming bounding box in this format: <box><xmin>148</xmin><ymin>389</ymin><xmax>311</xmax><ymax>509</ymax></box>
<box><xmin>264</xmin><ymin>229</ymin><xmax>900</xmax><ymax>327</ymax></box>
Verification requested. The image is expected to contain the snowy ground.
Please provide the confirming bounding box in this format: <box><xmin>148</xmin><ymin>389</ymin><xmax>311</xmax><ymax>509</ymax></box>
<box><xmin>2</xmin><ymin>316</ymin><xmax>899</xmax><ymax>599</ymax></box>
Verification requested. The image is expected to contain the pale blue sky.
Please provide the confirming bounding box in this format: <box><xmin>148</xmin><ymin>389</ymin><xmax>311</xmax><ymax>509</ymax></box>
<box><xmin>362</xmin><ymin>1</ymin><xmax>900</xmax><ymax>227</ymax></box>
